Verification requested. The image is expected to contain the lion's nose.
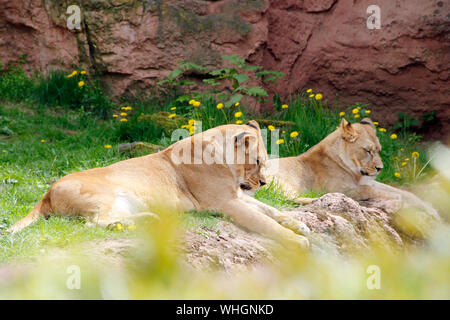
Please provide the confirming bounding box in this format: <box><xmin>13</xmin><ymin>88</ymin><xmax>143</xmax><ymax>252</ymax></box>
<box><xmin>259</xmin><ymin>180</ymin><xmax>266</xmax><ymax>186</ymax></box>
<box><xmin>376</xmin><ymin>166</ymin><xmax>383</xmax><ymax>172</ymax></box>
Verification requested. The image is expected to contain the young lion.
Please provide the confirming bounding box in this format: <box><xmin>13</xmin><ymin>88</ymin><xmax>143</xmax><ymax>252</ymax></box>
<box><xmin>7</xmin><ymin>121</ymin><xmax>309</xmax><ymax>248</ymax></box>
<box><xmin>266</xmin><ymin>118</ymin><xmax>440</xmax><ymax>222</ymax></box>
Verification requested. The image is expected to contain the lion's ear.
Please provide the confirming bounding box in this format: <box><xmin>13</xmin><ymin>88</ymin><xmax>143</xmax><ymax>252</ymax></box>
<box><xmin>340</xmin><ymin>118</ymin><xmax>358</xmax><ymax>142</ymax></box>
<box><xmin>246</xmin><ymin>120</ymin><xmax>260</xmax><ymax>131</ymax></box>
<box><xmin>360</xmin><ymin>117</ymin><xmax>375</xmax><ymax>128</ymax></box>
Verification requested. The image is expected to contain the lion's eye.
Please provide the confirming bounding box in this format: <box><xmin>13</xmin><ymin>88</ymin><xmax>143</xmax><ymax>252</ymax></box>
<box><xmin>364</xmin><ymin>149</ymin><xmax>371</xmax><ymax>154</ymax></box>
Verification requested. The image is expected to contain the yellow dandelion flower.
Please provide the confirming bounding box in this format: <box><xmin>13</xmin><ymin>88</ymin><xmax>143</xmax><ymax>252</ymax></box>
<box><xmin>234</xmin><ymin>111</ymin><xmax>243</xmax><ymax>118</ymax></box>
<box><xmin>357</xmin><ymin>106</ymin><xmax>361</xmax><ymax>110</ymax></box>
<box><xmin>315</xmin><ymin>93</ymin><xmax>323</xmax><ymax>100</ymax></box>
<box><xmin>281</xmin><ymin>104</ymin><xmax>288</xmax><ymax>109</ymax></box>
<box><xmin>104</xmin><ymin>144</ymin><xmax>112</xmax><ymax>149</ymax></box>
<box><xmin>404</xmin><ymin>158</ymin><xmax>410</xmax><ymax>161</ymax></box>
<box><xmin>268</xmin><ymin>125</ymin><xmax>275</xmax><ymax>131</ymax></box>
<box><xmin>216</xmin><ymin>103</ymin><xmax>224</xmax><ymax>109</ymax></box>
<box><xmin>276</xmin><ymin>139</ymin><xmax>284</xmax><ymax>145</ymax></box>
<box><xmin>339</xmin><ymin>112</ymin><xmax>345</xmax><ymax>117</ymax></box>
<box><xmin>306</xmin><ymin>88</ymin><xmax>312</xmax><ymax>93</ymax></box>
<box><xmin>236</xmin><ymin>120</ymin><xmax>243</xmax><ymax>124</ymax></box>
<box><xmin>41</xmin><ymin>139</ymin><xmax>45</xmax><ymax>143</ymax></box>
<box><xmin>170</xmin><ymin>107</ymin><xmax>176</xmax><ymax>111</ymax></box>
<box><xmin>290</xmin><ymin>131</ymin><xmax>299</xmax><ymax>138</ymax></box>
<box><xmin>354</xmin><ymin>114</ymin><xmax>360</xmax><ymax>118</ymax></box>
<box><xmin>116</xmin><ymin>223</ymin><xmax>123</xmax><ymax>231</ymax></box>
<box><xmin>352</xmin><ymin>108</ymin><xmax>359</xmax><ymax>114</ymax></box>
<box><xmin>189</xmin><ymin>127</ymin><xmax>195</xmax><ymax>135</ymax></box>
<box><xmin>309</xmin><ymin>94</ymin><xmax>314</xmax><ymax>98</ymax></box>
<box><xmin>120</xmin><ymin>112</ymin><xmax>127</xmax><ymax>116</ymax></box>
<box><xmin>189</xmin><ymin>100</ymin><xmax>195</xmax><ymax>105</ymax></box>
<box><xmin>235</xmin><ymin>102</ymin><xmax>240</xmax><ymax>107</ymax></box>
<box><xmin>113</xmin><ymin>114</ymin><xmax>119</xmax><ymax>118</ymax></box>
<box><xmin>193</xmin><ymin>101</ymin><xmax>201</xmax><ymax>107</ymax></box>
<box><xmin>365</xmin><ymin>110</ymin><xmax>371</xmax><ymax>114</ymax></box>
<box><xmin>281</xmin><ymin>130</ymin><xmax>286</xmax><ymax>134</ymax></box>
<box><xmin>2</xmin><ymin>150</ymin><xmax>6</xmax><ymax>153</ymax></box>
<box><xmin>393</xmin><ymin>156</ymin><xmax>398</xmax><ymax>160</ymax></box>
<box><xmin>78</xmin><ymin>81</ymin><xmax>85</xmax><ymax>87</ymax></box>
<box><xmin>379</xmin><ymin>128</ymin><xmax>386</xmax><ymax>132</ymax></box>
<box><xmin>373</xmin><ymin>122</ymin><xmax>379</xmax><ymax>126</ymax></box>
<box><xmin>67</xmin><ymin>73</ymin><xmax>74</xmax><ymax>78</ymax></box>
<box><xmin>412</xmin><ymin>152</ymin><xmax>419</xmax><ymax>158</ymax></box>
<box><xmin>401</xmin><ymin>162</ymin><xmax>407</xmax><ymax>166</ymax></box>
<box><xmin>188</xmin><ymin>119</ymin><xmax>195</xmax><ymax>126</ymax></box>
<box><xmin>80</xmin><ymin>70</ymin><xmax>87</xmax><ymax>75</ymax></box>
<box><xmin>390</xmin><ymin>134</ymin><xmax>397</xmax><ymax>139</ymax></box>
<box><xmin>128</xmin><ymin>225</ymin><xmax>136</xmax><ymax>230</ymax></box>
<box><xmin>394</xmin><ymin>172</ymin><xmax>401</xmax><ymax>178</ymax></box>
<box><xmin>181</xmin><ymin>125</ymin><xmax>189</xmax><ymax>129</ymax></box>
<box><xmin>168</xmin><ymin>113</ymin><xmax>176</xmax><ymax>119</ymax></box>
<box><xmin>120</xmin><ymin>118</ymin><xmax>128</xmax><ymax>122</ymax></box>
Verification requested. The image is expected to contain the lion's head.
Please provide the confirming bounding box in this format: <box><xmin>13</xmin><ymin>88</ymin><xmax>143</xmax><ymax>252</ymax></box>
<box><xmin>231</xmin><ymin>120</ymin><xmax>268</xmax><ymax>192</ymax></box>
<box><xmin>339</xmin><ymin>117</ymin><xmax>383</xmax><ymax>178</ymax></box>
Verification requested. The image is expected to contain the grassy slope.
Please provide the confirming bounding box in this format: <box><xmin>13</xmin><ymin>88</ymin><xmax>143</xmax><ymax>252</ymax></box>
<box><xmin>0</xmin><ymin>102</ymin><xmax>130</xmax><ymax>262</ymax></box>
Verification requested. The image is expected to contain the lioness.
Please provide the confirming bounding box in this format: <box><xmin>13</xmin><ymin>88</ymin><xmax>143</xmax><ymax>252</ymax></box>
<box><xmin>7</xmin><ymin>121</ymin><xmax>309</xmax><ymax>248</ymax></box>
<box><xmin>266</xmin><ymin>118</ymin><xmax>440</xmax><ymax>222</ymax></box>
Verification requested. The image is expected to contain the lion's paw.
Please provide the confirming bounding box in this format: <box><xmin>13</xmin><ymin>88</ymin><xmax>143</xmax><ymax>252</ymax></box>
<box><xmin>293</xmin><ymin>235</ymin><xmax>310</xmax><ymax>249</ymax></box>
<box><xmin>280</xmin><ymin>217</ymin><xmax>310</xmax><ymax>236</ymax></box>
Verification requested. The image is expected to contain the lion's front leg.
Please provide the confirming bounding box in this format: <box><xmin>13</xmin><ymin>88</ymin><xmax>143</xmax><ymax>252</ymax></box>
<box><xmin>219</xmin><ymin>197</ymin><xmax>309</xmax><ymax>249</ymax></box>
<box><xmin>240</xmin><ymin>194</ymin><xmax>310</xmax><ymax>237</ymax></box>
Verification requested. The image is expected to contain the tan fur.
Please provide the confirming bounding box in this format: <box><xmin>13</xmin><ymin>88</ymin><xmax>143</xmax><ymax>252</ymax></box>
<box><xmin>7</xmin><ymin>121</ymin><xmax>309</xmax><ymax>249</ymax></box>
<box><xmin>267</xmin><ymin>118</ymin><xmax>440</xmax><ymax>220</ymax></box>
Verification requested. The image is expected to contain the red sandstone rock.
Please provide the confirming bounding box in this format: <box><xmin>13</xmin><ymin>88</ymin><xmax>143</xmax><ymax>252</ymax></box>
<box><xmin>0</xmin><ymin>0</ymin><xmax>448</xmax><ymax>137</ymax></box>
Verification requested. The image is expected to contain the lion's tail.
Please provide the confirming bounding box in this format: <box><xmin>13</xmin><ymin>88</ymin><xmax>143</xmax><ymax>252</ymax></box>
<box><xmin>6</xmin><ymin>191</ymin><xmax>52</xmax><ymax>234</ymax></box>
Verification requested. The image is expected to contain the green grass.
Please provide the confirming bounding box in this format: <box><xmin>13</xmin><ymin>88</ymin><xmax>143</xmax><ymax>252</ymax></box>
<box><xmin>0</xmin><ymin>102</ymin><xmax>131</xmax><ymax>262</ymax></box>
<box><xmin>0</xmin><ymin>66</ymin><xmax>114</xmax><ymax>117</ymax></box>
<box><xmin>254</xmin><ymin>181</ymin><xmax>299</xmax><ymax>210</ymax></box>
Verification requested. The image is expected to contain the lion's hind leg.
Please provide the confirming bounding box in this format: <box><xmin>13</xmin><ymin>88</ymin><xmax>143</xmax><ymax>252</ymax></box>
<box><xmin>294</xmin><ymin>197</ymin><xmax>315</xmax><ymax>205</ymax></box>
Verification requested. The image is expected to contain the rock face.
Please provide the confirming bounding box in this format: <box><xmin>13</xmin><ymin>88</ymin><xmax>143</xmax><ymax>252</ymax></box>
<box><xmin>255</xmin><ymin>0</ymin><xmax>450</xmax><ymax>139</ymax></box>
<box><xmin>0</xmin><ymin>0</ymin><xmax>448</xmax><ymax>137</ymax></box>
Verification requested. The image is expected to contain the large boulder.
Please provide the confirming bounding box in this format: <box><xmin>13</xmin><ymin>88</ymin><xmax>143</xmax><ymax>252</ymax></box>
<box><xmin>182</xmin><ymin>193</ymin><xmax>420</xmax><ymax>272</ymax></box>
